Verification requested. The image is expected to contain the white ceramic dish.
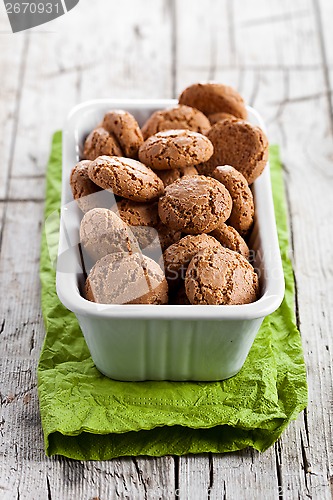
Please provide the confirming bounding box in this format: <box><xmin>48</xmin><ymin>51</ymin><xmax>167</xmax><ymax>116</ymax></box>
<box><xmin>56</xmin><ymin>99</ymin><xmax>285</xmax><ymax>381</ymax></box>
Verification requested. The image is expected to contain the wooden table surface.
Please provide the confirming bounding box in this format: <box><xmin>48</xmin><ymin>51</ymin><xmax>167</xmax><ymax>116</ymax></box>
<box><xmin>0</xmin><ymin>0</ymin><xmax>332</xmax><ymax>498</ymax></box>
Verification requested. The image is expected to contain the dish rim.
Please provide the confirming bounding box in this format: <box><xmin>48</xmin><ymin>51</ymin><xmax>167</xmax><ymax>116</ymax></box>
<box><xmin>56</xmin><ymin>99</ymin><xmax>285</xmax><ymax>321</ymax></box>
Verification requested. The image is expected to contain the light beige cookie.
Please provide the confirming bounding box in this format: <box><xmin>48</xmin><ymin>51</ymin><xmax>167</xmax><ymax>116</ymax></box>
<box><xmin>158</xmin><ymin>175</ymin><xmax>232</xmax><ymax>234</ymax></box>
<box><xmin>210</xmin><ymin>224</ymin><xmax>250</xmax><ymax>259</ymax></box>
<box><xmin>138</xmin><ymin>130</ymin><xmax>213</xmax><ymax>170</ymax></box>
<box><xmin>80</xmin><ymin>208</ymin><xmax>139</xmax><ymax>262</ymax></box>
<box><xmin>102</xmin><ymin>110</ymin><xmax>143</xmax><ymax>159</ymax></box>
<box><xmin>85</xmin><ymin>252</ymin><xmax>168</xmax><ymax>305</ymax></box>
<box><xmin>185</xmin><ymin>246</ymin><xmax>259</xmax><ymax>305</ymax></box>
<box><xmin>179</xmin><ymin>83</ymin><xmax>247</xmax><ymax>119</ymax></box>
<box><xmin>199</xmin><ymin>119</ymin><xmax>269</xmax><ymax>184</ymax></box>
<box><xmin>88</xmin><ymin>156</ymin><xmax>164</xmax><ymax>202</ymax></box>
<box><xmin>156</xmin><ymin>166</ymin><xmax>198</xmax><ymax>187</ymax></box>
<box><xmin>70</xmin><ymin>160</ymin><xmax>101</xmax><ymax>212</ymax></box>
<box><xmin>83</xmin><ymin>127</ymin><xmax>123</xmax><ymax>161</ymax></box>
<box><xmin>212</xmin><ymin>165</ymin><xmax>254</xmax><ymax>235</ymax></box>
<box><xmin>141</xmin><ymin>105</ymin><xmax>210</xmax><ymax>140</ymax></box>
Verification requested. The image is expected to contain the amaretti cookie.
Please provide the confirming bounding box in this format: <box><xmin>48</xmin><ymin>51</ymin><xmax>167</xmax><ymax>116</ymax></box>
<box><xmin>210</xmin><ymin>224</ymin><xmax>250</xmax><ymax>259</ymax></box>
<box><xmin>138</xmin><ymin>130</ymin><xmax>213</xmax><ymax>170</ymax></box>
<box><xmin>185</xmin><ymin>246</ymin><xmax>259</xmax><ymax>305</ymax></box>
<box><xmin>85</xmin><ymin>253</ymin><xmax>168</xmax><ymax>305</ymax></box>
<box><xmin>158</xmin><ymin>175</ymin><xmax>232</xmax><ymax>234</ymax></box>
<box><xmin>212</xmin><ymin>165</ymin><xmax>254</xmax><ymax>235</ymax></box>
<box><xmin>114</xmin><ymin>199</ymin><xmax>181</xmax><ymax>252</ymax></box>
<box><xmin>88</xmin><ymin>156</ymin><xmax>164</xmax><ymax>202</ymax></box>
<box><xmin>199</xmin><ymin>119</ymin><xmax>269</xmax><ymax>184</ymax></box>
<box><xmin>208</xmin><ymin>112</ymin><xmax>237</xmax><ymax>125</ymax></box>
<box><xmin>179</xmin><ymin>83</ymin><xmax>247</xmax><ymax>120</ymax></box>
<box><xmin>70</xmin><ymin>160</ymin><xmax>101</xmax><ymax>212</ymax></box>
<box><xmin>163</xmin><ymin>234</ymin><xmax>220</xmax><ymax>288</ymax></box>
<box><xmin>114</xmin><ymin>199</ymin><xmax>160</xmax><ymax>250</ymax></box>
<box><xmin>80</xmin><ymin>208</ymin><xmax>139</xmax><ymax>262</ymax></box>
<box><xmin>83</xmin><ymin>127</ymin><xmax>123</xmax><ymax>161</ymax></box>
<box><xmin>141</xmin><ymin>105</ymin><xmax>210</xmax><ymax>140</ymax></box>
<box><xmin>156</xmin><ymin>166</ymin><xmax>198</xmax><ymax>187</ymax></box>
<box><xmin>102</xmin><ymin>110</ymin><xmax>143</xmax><ymax>159</ymax></box>
<box><xmin>154</xmin><ymin>222</ymin><xmax>182</xmax><ymax>252</ymax></box>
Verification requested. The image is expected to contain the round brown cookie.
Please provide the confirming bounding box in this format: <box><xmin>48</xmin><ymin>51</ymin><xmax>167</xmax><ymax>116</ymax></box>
<box><xmin>113</xmin><ymin>199</ymin><xmax>160</xmax><ymax>250</ymax></box>
<box><xmin>156</xmin><ymin>165</ymin><xmax>198</xmax><ymax>187</ymax></box>
<box><xmin>70</xmin><ymin>160</ymin><xmax>102</xmax><ymax>212</ymax></box>
<box><xmin>179</xmin><ymin>83</ymin><xmax>247</xmax><ymax>119</ymax></box>
<box><xmin>138</xmin><ymin>130</ymin><xmax>213</xmax><ymax>170</ymax></box>
<box><xmin>83</xmin><ymin>127</ymin><xmax>123</xmax><ymax>161</ymax></box>
<box><xmin>115</xmin><ymin>199</ymin><xmax>159</xmax><ymax>227</ymax></box>
<box><xmin>88</xmin><ymin>156</ymin><xmax>164</xmax><ymax>202</ymax></box>
<box><xmin>80</xmin><ymin>208</ymin><xmax>139</xmax><ymax>262</ymax></box>
<box><xmin>208</xmin><ymin>112</ymin><xmax>237</xmax><ymax>125</ymax></box>
<box><xmin>210</xmin><ymin>224</ymin><xmax>250</xmax><ymax>259</ymax></box>
<box><xmin>158</xmin><ymin>175</ymin><xmax>232</xmax><ymax>234</ymax></box>
<box><xmin>141</xmin><ymin>105</ymin><xmax>211</xmax><ymax>140</ymax></box>
<box><xmin>185</xmin><ymin>246</ymin><xmax>259</xmax><ymax>305</ymax></box>
<box><xmin>212</xmin><ymin>165</ymin><xmax>254</xmax><ymax>235</ymax></box>
<box><xmin>85</xmin><ymin>252</ymin><xmax>168</xmax><ymax>305</ymax></box>
<box><xmin>162</xmin><ymin>234</ymin><xmax>220</xmax><ymax>289</ymax></box>
<box><xmin>102</xmin><ymin>110</ymin><xmax>143</xmax><ymax>159</ymax></box>
<box><xmin>198</xmin><ymin>119</ymin><xmax>269</xmax><ymax>184</ymax></box>
<box><xmin>155</xmin><ymin>222</ymin><xmax>182</xmax><ymax>252</ymax></box>
<box><xmin>113</xmin><ymin>200</ymin><xmax>181</xmax><ymax>252</ymax></box>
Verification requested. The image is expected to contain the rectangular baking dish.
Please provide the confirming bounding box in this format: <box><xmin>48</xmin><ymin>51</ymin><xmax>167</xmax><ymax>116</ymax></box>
<box><xmin>56</xmin><ymin>99</ymin><xmax>285</xmax><ymax>381</ymax></box>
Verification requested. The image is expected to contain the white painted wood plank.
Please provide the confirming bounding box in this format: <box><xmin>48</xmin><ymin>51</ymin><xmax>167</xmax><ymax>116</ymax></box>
<box><xmin>0</xmin><ymin>357</ymin><xmax>176</xmax><ymax>500</ymax></box>
<box><xmin>232</xmin><ymin>0</ymin><xmax>321</xmax><ymax>67</ymax></box>
<box><xmin>0</xmin><ymin>16</ymin><xmax>25</xmax><ymax>200</ymax></box>
<box><xmin>0</xmin><ymin>201</ymin><xmax>44</xmax><ymax>357</ymax></box>
<box><xmin>177</xmin><ymin>455</ymin><xmax>211</xmax><ymax>499</ymax></box>
<box><xmin>317</xmin><ymin>0</ymin><xmax>333</xmax><ymax>64</ymax></box>
<box><xmin>6</xmin><ymin>0</ymin><xmax>174</xmax><ymax>201</ymax></box>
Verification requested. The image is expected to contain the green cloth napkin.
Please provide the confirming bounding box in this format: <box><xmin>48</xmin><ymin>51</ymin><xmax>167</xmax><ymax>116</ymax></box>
<box><xmin>38</xmin><ymin>132</ymin><xmax>307</xmax><ymax>460</ymax></box>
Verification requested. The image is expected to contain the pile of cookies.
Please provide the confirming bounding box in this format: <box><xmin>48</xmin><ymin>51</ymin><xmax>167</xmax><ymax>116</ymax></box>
<box><xmin>70</xmin><ymin>82</ymin><xmax>269</xmax><ymax>306</ymax></box>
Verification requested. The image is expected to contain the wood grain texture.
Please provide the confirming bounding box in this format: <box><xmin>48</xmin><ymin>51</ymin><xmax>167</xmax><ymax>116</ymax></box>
<box><xmin>174</xmin><ymin>0</ymin><xmax>333</xmax><ymax>498</ymax></box>
<box><xmin>0</xmin><ymin>0</ymin><xmax>332</xmax><ymax>498</ymax></box>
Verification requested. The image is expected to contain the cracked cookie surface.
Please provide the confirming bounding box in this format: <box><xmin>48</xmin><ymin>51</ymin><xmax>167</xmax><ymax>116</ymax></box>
<box><xmin>138</xmin><ymin>129</ymin><xmax>213</xmax><ymax>170</ymax></box>
<box><xmin>199</xmin><ymin>119</ymin><xmax>269</xmax><ymax>184</ymax></box>
<box><xmin>212</xmin><ymin>165</ymin><xmax>254</xmax><ymax>235</ymax></box>
<box><xmin>179</xmin><ymin>83</ymin><xmax>247</xmax><ymax>119</ymax></box>
<box><xmin>141</xmin><ymin>105</ymin><xmax>210</xmax><ymax>140</ymax></box>
<box><xmin>70</xmin><ymin>160</ymin><xmax>102</xmax><ymax>212</ymax></box>
<box><xmin>88</xmin><ymin>155</ymin><xmax>164</xmax><ymax>202</ymax></box>
<box><xmin>162</xmin><ymin>234</ymin><xmax>220</xmax><ymax>289</ymax></box>
<box><xmin>83</xmin><ymin>127</ymin><xmax>123</xmax><ymax>160</ymax></box>
<box><xmin>210</xmin><ymin>223</ymin><xmax>250</xmax><ymax>259</ymax></box>
<box><xmin>102</xmin><ymin>110</ymin><xmax>143</xmax><ymax>159</ymax></box>
<box><xmin>80</xmin><ymin>208</ymin><xmax>139</xmax><ymax>262</ymax></box>
<box><xmin>158</xmin><ymin>175</ymin><xmax>232</xmax><ymax>234</ymax></box>
<box><xmin>156</xmin><ymin>165</ymin><xmax>198</xmax><ymax>187</ymax></box>
<box><xmin>185</xmin><ymin>246</ymin><xmax>259</xmax><ymax>305</ymax></box>
<box><xmin>85</xmin><ymin>252</ymin><xmax>168</xmax><ymax>305</ymax></box>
